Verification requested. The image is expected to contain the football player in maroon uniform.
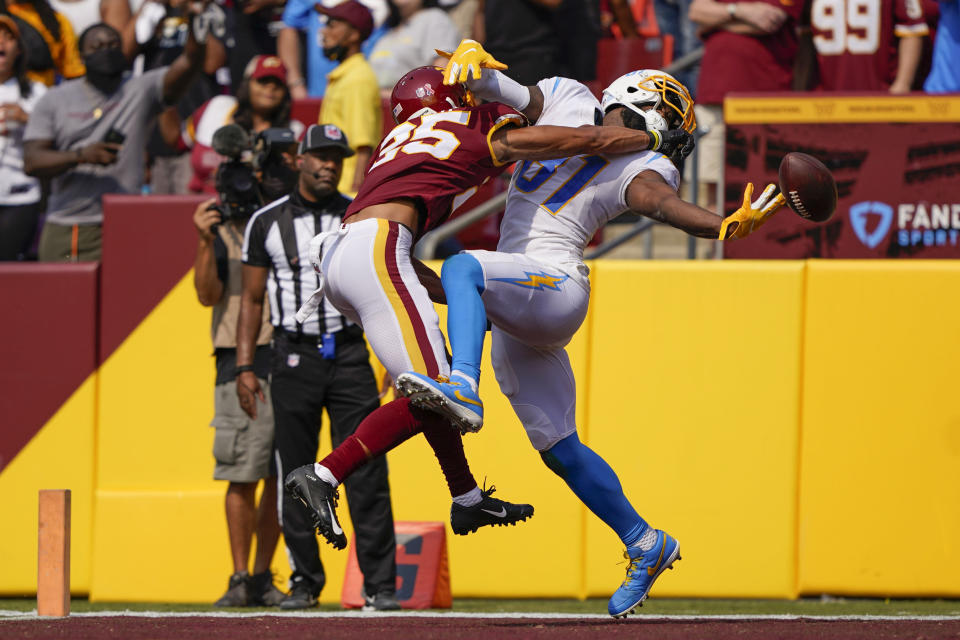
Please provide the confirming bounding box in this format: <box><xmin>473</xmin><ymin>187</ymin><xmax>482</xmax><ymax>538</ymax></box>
<box><xmin>285</xmin><ymin>66</ymin><xmax>691</xmax><ymax>549</ymax></box>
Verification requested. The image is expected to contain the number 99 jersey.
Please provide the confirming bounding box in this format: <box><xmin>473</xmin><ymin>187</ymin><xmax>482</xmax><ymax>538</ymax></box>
<box><xmin>811</xmin><ymin>0</ymin><xmax>928</xmax><ymax>90</ymax></box>
<box><xmin>344</xmin><ymin>102</ymin><xmax>526</xmax><ymax>240</ymax></box>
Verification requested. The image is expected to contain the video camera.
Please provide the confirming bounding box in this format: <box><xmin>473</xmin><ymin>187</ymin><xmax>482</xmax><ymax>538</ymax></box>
<box><xmin>210</xmin><ymin>124</ymin><xmax>299</xmax><ymax>223</ymax></box>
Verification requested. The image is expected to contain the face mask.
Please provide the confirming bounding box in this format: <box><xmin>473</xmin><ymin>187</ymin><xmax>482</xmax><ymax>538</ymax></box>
<box><xmin>84</xmin><ymin>48</ymin><xmax>128</xmax><ymax>93</ymax></box>
<box><xmin>322</xmin><ymin>44</ymin><xmax>348</xmax><ymax>62</ymax></box>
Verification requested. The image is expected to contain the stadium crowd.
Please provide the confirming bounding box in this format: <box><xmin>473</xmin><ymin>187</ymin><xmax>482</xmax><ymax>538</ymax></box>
<box><xmin>3</xmin><ymin>0</ymin><xmax>956</xmax><ymax>609</ymax></box>
<box><xmin>0</xmin><ymin>0</ymin><xmax>956</xmax><ymax>260</ymax></box>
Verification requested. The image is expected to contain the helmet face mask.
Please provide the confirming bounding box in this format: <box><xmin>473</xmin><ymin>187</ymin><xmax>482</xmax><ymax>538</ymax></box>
<box><xmin>601</xmin><ymin>70</ymin><xmax>696</xmax><ymax>135</ymax></box>
<box><xmin>390</xmin><ymin>66</ymin><xmax>473</xmax><ymax>125</ymax></box>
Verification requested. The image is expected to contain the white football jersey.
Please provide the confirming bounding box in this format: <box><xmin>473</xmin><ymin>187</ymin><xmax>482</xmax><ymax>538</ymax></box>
<box><xmin>496</xmin><ymin>77</ymin><xmax>680</xmax><ymax>265</ymax></box>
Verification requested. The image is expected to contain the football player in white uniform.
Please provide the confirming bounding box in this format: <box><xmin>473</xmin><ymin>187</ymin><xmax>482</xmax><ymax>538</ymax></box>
<box><xmin>395</xmin><ymin>41</ymin><xmax>786</xmax><ymax>618</ymax></box>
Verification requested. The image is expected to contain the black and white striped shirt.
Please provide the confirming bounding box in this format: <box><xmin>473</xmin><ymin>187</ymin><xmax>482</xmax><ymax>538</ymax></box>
<box><xmin>242</xmin><ymin>189</ymin><xmax>352</xmax><ymax>336</ymax></box>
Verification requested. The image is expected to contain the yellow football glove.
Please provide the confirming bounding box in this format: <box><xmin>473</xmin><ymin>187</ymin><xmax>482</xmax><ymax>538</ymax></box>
<box><xmin>719</xmin><ymin>182</ymin><xmax>787</xmax><ymax>240</ymax></box>
<box><xmin>435</xmin><ymin>39</ymin><xmax>508</xmax><ymax>85</ymax></box>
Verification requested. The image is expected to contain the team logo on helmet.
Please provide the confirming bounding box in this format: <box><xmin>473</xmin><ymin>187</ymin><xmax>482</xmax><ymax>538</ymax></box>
<box><xmin>390</xmin><ymin>66</ymin><xmax>470</xmax><ymax>125</ymax></box>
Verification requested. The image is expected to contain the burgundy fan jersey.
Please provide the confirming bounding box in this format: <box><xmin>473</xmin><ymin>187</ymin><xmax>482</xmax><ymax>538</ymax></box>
<box><xmin>345</xmin><ymin>102</ymin><xmax>526</xmax><ymax>240</ymax></box>
<box><xmin>812</xmin><ymin>0</ymin><xmax>928</xmax><ymax>90</ymax></box>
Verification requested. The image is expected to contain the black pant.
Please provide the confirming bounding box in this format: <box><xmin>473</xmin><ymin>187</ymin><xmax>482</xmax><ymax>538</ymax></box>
<box><xmin>272</xmin><ymin>331</ymin><xmax>396</xmax><ymax>598</ymax></box>
<box><xmin>0</xmin><ymin>202</ymin><xmax>42</xmax><ymax>260</ymax></box>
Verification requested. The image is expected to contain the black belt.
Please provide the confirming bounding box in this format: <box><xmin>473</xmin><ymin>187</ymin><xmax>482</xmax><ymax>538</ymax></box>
<box><xmin>275</xmin><ymin>325</ymin><xmax>363</xmax><ymax>346</ymax></box>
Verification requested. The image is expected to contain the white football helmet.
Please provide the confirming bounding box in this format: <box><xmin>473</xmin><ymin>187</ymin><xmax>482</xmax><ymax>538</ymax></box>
<box><xmin>601</xmin><ymin>69</ymin><xmax>696</xmax><ymax>135</ymax></box>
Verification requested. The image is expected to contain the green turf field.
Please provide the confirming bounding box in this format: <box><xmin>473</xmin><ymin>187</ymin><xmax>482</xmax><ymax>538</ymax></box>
<box><xmin>3</xmin><ymin>598</ymin><xmax>960</xmax><ymax>616</ymax></box>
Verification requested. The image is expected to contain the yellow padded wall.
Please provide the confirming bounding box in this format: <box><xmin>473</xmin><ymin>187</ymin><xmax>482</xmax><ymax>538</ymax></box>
<box><xmin>0</xmin><ymin>377</ymin><xmax>95</xmax><ymax>595</ymax></box>
<box><xmin>584</xmin><ymin>261</ymin><xmax>804</xmax><ymax>598</ymax></box>
<box><xmin>799</xmin><ymin>261</ymin><xmax>960</xmax><ymax>596</ymax></box>
<box><xmin>92</xmin><ymin>274</ymin><xmax>291</xmax><ymax>601</ymax></box>
<box><xmin>384</xmin><ymin>301</ymin><xmax>589</xmax><ymax>598</ymax></box>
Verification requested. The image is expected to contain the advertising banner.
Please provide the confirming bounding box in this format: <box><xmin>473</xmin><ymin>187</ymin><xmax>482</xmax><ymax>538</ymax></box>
<box><xmin>722</xmin><ymin>94</ymin><xmax>960</xmax><ymax>258</ymax></box>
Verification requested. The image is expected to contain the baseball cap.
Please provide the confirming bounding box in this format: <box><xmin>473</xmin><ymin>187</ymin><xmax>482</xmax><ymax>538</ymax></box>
<box><xmin>314</xmin><ymin>0</ymin><xmax>373</xmax><ymax>40</ymax></box>
<box><xmin>299</xmin><ymin>124</ymin><xmax>355</xmax><ymax>157</ymax></box>
<box><xmin>0</xmin><ymin>14</ymin><xmax>20</xmax><ymax>39</ymax></box>
<box><xmin>245</xmin><ymin>55</ymin><xmax>288</xmax><ymax>83</ymax></box>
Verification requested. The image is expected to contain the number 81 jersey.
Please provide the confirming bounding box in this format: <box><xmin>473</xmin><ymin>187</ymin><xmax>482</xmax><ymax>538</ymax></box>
<box><xmin>344</xmin><ymin>102</ymin><xmax>526</xmax><ymax>240</ymax></box>
<box><xmin>496</xmin><ymin>77</ymin><xmax>680</xmax><ymax>262</ymax></box>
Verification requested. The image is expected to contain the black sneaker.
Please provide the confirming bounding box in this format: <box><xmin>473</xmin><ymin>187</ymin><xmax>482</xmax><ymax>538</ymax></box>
<box><xmin>213</xmin><ymin>571</ymin><xmax>249</xmax><ymax>607</ymax></box>
<box><xmin>450</xmin><ymin>484</ymin><xmax>534</xmax><ymax>535</ymax></box>
<box><xmin>362</xmin><ymin>589</ymin><xmax>402</xmax><ymax>612</ymax></box>
<box><xmin>284</xmin><ymin>465</ymin><xmax>347</xmax><ymax>550</ymax></box>
<box><xmin>248</xmin><ymin>570</ymin><xmax>286</xmax><ymax>607</ymax></box>
<box><xmin>279</xmin><ymin>582</ymin><xmax>318</xmax><ymax>609</ymax></box>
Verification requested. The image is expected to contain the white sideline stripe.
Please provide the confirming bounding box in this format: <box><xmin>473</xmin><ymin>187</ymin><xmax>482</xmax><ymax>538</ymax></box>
<box><xmin>2</xmin><ymin>610</ymin><xmax>960</xmax><ymax>622</ymax></box>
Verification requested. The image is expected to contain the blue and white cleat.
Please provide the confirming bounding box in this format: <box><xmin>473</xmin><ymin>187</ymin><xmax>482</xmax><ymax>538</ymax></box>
<box><xmin>395</xmin><ymin>372</ymin><xmax>484</xmax><ymax>434</ymax></box>
<box><xmin>608</xmin><ymin>529</ymin><xmax>681</xmax><ymax>618</ymax></box>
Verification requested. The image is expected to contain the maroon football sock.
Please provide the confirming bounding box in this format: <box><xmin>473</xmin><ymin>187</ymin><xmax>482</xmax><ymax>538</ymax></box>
<box><xmin>418</xmin><ymin>411</ymin><xmax>478</xmax><ymax>497</ymax></box>
<box><xmin>320</xmin><ymin>398</ymin><xmax>422</xmax><ymax>482</ymax></box>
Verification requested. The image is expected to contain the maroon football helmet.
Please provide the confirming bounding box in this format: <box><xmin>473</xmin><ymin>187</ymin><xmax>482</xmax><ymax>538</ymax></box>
<box><xmin>390</xmin><ymin>66</ymin><xmax>472</xmax><ymax>125</ymax></box>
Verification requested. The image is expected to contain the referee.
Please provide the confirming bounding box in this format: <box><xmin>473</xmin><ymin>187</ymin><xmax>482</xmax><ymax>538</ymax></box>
<box><xmin>235</xmin><ymin>124</ymin><xmax>398</xmax><ymax>611</ymax></box>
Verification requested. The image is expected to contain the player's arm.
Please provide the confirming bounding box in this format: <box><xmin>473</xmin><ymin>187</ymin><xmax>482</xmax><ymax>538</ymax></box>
<box><xmin>236</xmin><ymin>263</ymin><xmax>268</xmax><ymax>419</ymax></box>
<box><xmin>627</xmin><ymin>171</ymin><xmax>786</xmax><ymax>239</ymax></box>
<box><xmin>490</xmin><ymin>123</ymin><xmax>654</xmax><ymax>165</ymax></box>
<box><xmin>626</xmin><ymin>170</ymin><xmax>723</xmax><ymax>238</ymax></box>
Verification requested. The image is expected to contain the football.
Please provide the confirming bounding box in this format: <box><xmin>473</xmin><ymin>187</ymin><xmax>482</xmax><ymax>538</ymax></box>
<box><xmin>778</xmin><ymin>152</ymin><xmax>838</xmax><ymax>223</ymax></box>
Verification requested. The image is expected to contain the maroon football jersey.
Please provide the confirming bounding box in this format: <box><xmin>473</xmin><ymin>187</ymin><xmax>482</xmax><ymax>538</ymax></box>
<box><xmin>696</xmin><ymin>0</ymin><xmax>803</xmax><ymax>105</ymax></box>
<box><xmin>345</xmin><ymin>102</ymin><xmax>525</xmax><ymax>240</ymax></box>
<box><xmin>812</xmin><ymin>0</ymin><xmax>928</xmax><ymax>90</ymax></box>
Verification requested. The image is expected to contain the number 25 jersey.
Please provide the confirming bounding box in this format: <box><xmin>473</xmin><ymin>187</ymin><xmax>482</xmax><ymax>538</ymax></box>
<box><xmin>344</xmin><ymin>102</ymin><xmax>526</xmax><ymax>240</ymax></box>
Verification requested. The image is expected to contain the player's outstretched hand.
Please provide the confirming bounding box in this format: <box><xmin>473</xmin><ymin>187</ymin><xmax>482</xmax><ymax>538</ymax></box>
<box><xmin>435</xmin><ymin>39</ymin><xmax>508</xmax><ymax>85</ymax></box>
<box><xmin>719</xmin><ymin>182</ymin><xmax>787</xmax><ymax>240</ymax></box>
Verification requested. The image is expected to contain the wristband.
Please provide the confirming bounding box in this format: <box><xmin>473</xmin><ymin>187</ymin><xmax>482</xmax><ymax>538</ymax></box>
<box><xmin>465</xmin><ymin>69</ymin><xmax>531</xmax><ymax>112</ymax></box>
<box><xmin>289</xmin><ymin>78</ymin><xmax>306</xmax><ymax>88</ymax></box>
<box><xmin>648</xmin><ymin>129</ymin><xmax>662</xmax><ymax>151</ymax></box>
<box><xmin>235</xmin><ymin>364</ymin><xmax>255</xmax><ymax>376</ymax></box>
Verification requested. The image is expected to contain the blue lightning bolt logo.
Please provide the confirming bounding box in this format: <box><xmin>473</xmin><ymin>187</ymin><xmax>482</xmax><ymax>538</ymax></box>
<box><xmin>490</xmin><ymin>271</ymin><xmax>569</xmax><ymax>291</ymax></box>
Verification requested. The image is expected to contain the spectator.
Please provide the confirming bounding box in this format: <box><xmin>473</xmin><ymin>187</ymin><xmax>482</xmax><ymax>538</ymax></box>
<box><xmin>164</xmin><ymin>55</ymin><xmax>303</xmax><ymax>196</ymax></box>
<box><xmin>23</xmin><ymin>18</ymin><xmax>208</xmax><ymax>262</ymax></box>
<box><xmin>650</xmin><ymin>0</ymin><xmax>702</xmax><ymax>94</ymax></box>
<box><xmin>191</xmin><ymin>195</ymin><xmax>287</xmax><ymax>608</ymax></box>
<box><xmin>439</xmin><ymin>0</ymin><xmax>476</xmax><ymax>37</ymax></box>
<box><xmin>128</xmin><ymin>0</ymin><xmax>229</xmax><ymax>194</ymax></box>
<box><xmin>688</xmin><ymin>0</ymin><xmax>801</xmax><ymax>210</ymax></box>
<box><xmin>277</xmin><ymin>0</ymin><xmax>386</xmax><ymax>99</ymax></box>
<box><xmin>810</xmin><ymin>0</ymin><xmax>928</xmax><ymax>92</ymax></box>
<box><xmin>224</xmin><ymin>0</ymin><xmax>286</xmax><ymax>95</ymax></box>
<box><xmin>2</xmin><ymin>0</ymin><xmax>85</xmax><ymax>85</ymax></box>
<box><xmin>368</xmin><ymin>0</ymin><xmax>460</xmax><ymax>93</ymax></box>
<box><xmin>49</xmin><ymin>0</ymin><xmax>101</xmax><ymax>36</ymax></box>
<box><xmin>315</xmin><ymin>0</ymin><xmax>380</xmax><ymax>195</ymax></box>
<box><xmin>924</xmin><ymin>0</ymin><xmax>958</xmax><ymax>91</ymax></box>
<box><xmin>0</xmin><ymin>14</ymin><xmax>46</xmax><ymax>261</ymax></box>
<box><xmin>473</xmin><ymin>0</ymin><xmax>568</xmax><ymax>85</ymax></box>
<box><xmin>237</xmin><ymin>123</ymin><xmax>399</xmax><ymax>611</ymax></box>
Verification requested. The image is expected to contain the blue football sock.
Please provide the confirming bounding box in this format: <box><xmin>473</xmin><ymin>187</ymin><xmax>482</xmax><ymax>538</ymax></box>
<box><xmin>541</xmin><ymin>433</ymin><xmax>649</xmax><ymax>546</ymax></box>
<box><xmin>441</xmin><ymin>253</ymin><xmax>486</xmax><ymax>383</ymax></box>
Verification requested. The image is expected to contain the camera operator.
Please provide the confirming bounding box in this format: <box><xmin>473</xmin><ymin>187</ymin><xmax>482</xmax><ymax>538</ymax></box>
<box><xmin>236</xmin><ymin>123</ymin><xmax>398</xmax><ymax>611</ymax></box>
<box><xmin>190</xmin><ymin>123</ymin><xmax>300</xmax><ymax>606</ymax></box>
